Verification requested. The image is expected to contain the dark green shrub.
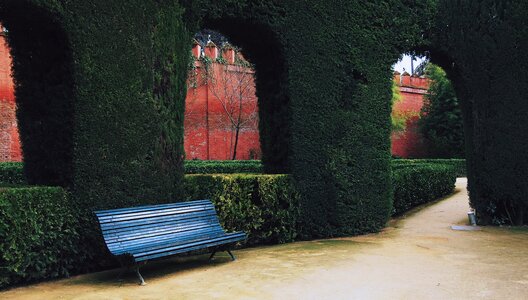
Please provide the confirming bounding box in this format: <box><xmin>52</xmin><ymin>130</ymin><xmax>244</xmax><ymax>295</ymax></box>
<box><xmin>432</xmin><ymin>0</ymin><xmax>528</xmax><ymax>225</ymax></box>
<box><xmin>392</xmin><ymin>164</ymin><xmax>456</xmax><ymax>216</ymax></box>
<box><xmin>184</xmin><ymin>174</ymin><xmax>300</xmax><ymax>245</ymax></box>
<box><xmin>0</xmin><ymin>187</ymin><xmax>82</xmax><ymax>289</ymax></box>
<box><xmin>184</xmin><ymin>160</ymin><xmax>263</xmax><ymax>174</ymax></box>
<box><xmin>0</xmin><ymin>162</ymin><xmax>25</xmax><ymax>185</ymax></box>
<box><xmin>0</xmin><ymin>0</ymin><xmax>187</xmax><ymax>214</ymax></box>
<box><xmin>419</xmin><ymin>63</ymin><xmax>465</xmax><ymax>159</ymax></box>
<box><xmin>391</xmin><ymin>159</ymin><xmax>466</xmax><ymax>177</ymax></box>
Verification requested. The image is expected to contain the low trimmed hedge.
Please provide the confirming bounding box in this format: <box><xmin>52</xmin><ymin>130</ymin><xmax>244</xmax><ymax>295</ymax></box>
<box><xmin>392</xmin><ymin>164</ymin><xmax>456</xmax><ymax>215</ymax></box>
<box><xmin>184</xmin><ymin>174</ymin><xmax>300</xmax><ymax>245</ymax></box>
<box><xmin>183</xmin><ymin>159</ymin><xmax>466</xmax><ymax>177</ymax></box>
<box><xmin>391</xmin><ymin>159</ymin><xmax>466</xmax><ymax>177</ymax></box>
<box><xmin>0</xmin><ymin>187</ymin><xmax>82</xmax><ymax>288</ymax></box>
<box><xmin>0</xmin><ymin>162</ymin><xmax>25</xmax><ymax>185</ymax></box>
<box><xmin>0</xmin><ymin>167</ymin><xmax>456</xmax><ymax>289</ymax></box>
<box><xmin>1</xmin><ymin>160</ymin><xmax>463</xmax><ymax>178</ymax></box>
<box><xmin>184</xmin><ymin>160</ymin><xmax>263</xmax><ymax>174</ymax></box>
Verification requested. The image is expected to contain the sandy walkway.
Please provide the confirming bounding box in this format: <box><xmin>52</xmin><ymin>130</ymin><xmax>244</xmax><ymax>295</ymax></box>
<box><xmin>2</xmin><ymin>178</ymin><xmax>527</xmax><ymax>299</ymax></box>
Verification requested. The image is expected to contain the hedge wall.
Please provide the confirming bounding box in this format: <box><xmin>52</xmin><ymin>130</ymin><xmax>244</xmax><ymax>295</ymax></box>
<box><xmin>0</xmin><ymin>0</ymin><xmax>436</xmax><ymax>239</ymax></box>
<box><xmin>0</xmin><ymin>187</ymin><xmax>81</xmax><ymax>288</ymax></box>
<box><xmin>185</xmin><ymin>160</ymin><xmax>263</xmax><ymax>174</ymax></box>
<box><xmin>184</xmin><ymin>174</ymin><xmax>301</xmax><ymax>245</ymax></box>
<box><xmin>0</xmin><ymin>0</ymin><xmax>525</xmax><ymax>269</ymax></box>
<box><xmin>431</xmin><ymin>0</ymin><xmax>528</xmax><ymax>225</ymax></box>
<box><xmin>183</xmin><ymin>159</ymin><xmax>467</xmax><ymax>176</ymax></box>
<box><xmin>0</xmin><ymin>162</ymin><xmax>25</xmax><ymax>185</ymax></box>
<box><xmin>0</xmin><ymin>0</ymin><xmax>188</xmax><ymax>210</ymax></box>
<box><xmin>392</xmin><ymin>164</ymin><xmax>456</xmax><ymax>215</ymax></box>
<box><xmin>392</xmin><ymin>159</ymin><xmax>466</xmax><ymax>177</ymax></box>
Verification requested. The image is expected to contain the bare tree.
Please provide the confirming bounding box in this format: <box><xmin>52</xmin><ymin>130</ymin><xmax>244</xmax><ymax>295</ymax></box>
<box><xmin>207</xmin><ymin>62</ymin><xmax>258</xmax><ymax>160</ymax></box>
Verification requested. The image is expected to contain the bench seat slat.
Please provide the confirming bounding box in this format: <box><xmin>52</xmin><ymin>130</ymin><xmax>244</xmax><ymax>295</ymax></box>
<box><xmin>109</xmin><ymin>229</ymin><xmax>231</xmax><ymax>255</ymax></box>
<box><xmin>134</xmin><ymin>232</ymin><xmax>246</xmax><ymax>262</ymax></box>
<box><xmin>106</xmin><ymin>226</ymin><xmax>226</xmax><ymax>253</ymax></box>
<box><xmin>100</xmin><ymin>211</ymin><xmax>219</xmax><ymax>233</ymax></box>
<box><xmin>94</xmin><ymin>200</ymin><xmax>211</xmax><ymax>217</ymax></box>
<box><xmin>97</xmin><ymin>204</ymin><xmax>215</xmax><ymax>224</ymax></box>
<box><xmin>103</xmin><ymin>221</ymin><xmax>221</xmax><ymax>243</ymax></box>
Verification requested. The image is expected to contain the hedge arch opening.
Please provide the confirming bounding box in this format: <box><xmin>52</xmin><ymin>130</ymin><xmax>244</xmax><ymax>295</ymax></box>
<box><xmin>391</xmin><ymin>53</ymin><xmax>465</xmax><ymax>159</ymax></box>
<box><xmin>184</xmin><ymin>29</ymin><xmax>261</xmax><ymax>161</ymax></box>
<box><xmin>0</xmin><ymin>2</ymin><xmax>74</xmax><ymax>187</ymax></box>
<box><xmin>199</xmin><ymin>18</ymin><xmax>291</xmax><ymax>174</ymax></box>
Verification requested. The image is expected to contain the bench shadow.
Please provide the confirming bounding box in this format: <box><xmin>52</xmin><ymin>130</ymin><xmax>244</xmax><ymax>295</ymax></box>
<box><xmin>64</xmin><ymin>253</ymin><xmax>235</xmax><ymax>287</ymax></box>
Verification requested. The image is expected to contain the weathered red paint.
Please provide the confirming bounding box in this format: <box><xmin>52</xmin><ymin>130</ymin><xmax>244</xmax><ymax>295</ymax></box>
<box><xmin>0</xmin><ymin>29</ymin><xmax>22</xmax><ymax>162</ymax></box>
<box><xmin>184</xmin><ymin>42</ymin><xmax>261</xmax><ymax>160</ymax></box>
<box><xmin>391</xmin><ymin>72</ymin><xmax>430</xmax><ymax>158</ymax></box>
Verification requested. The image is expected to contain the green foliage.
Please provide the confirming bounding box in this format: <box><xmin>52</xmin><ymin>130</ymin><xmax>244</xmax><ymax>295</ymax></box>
<box><xmin>0</xmin><ymin>0</ymin><xmax>439</xmax><ymax>245</ymax></box>
<box><xmin>391</xmin><ymin>80</ymin><xmax>407</xmax><ymax>133</ymax></box>
<box><xmin>392</xmin><ymin>164</ymin><xmax>456</xmax><ymax>215</ymax></box>
<box><xmin>0</xmin><ymin>162</ymin><xmax>25</xmax><ymax>185</ymax></box>
<box><xmin>184</xmin><ymin>174</ymin><xmax>300</xmax><ymax>245</ymax></box>
<box><xmin>392</xmin><ymin>159</ymin><xmax>466</xmax><ymax>177</ymax></box>
<box><xmin>0</xmin><ymin>0</ymin><xmax>189</xmax><ymax>213</ymax></box>
<box><xmin>184</xmin><ymin>160</ymin><xmax>263</xmax><ymax>174</ymax></box>
<box><xmin>0</xmin><ymin>2</ymin><xmax>74</xmax><ymax>187</ymax></box>
<box><xmin>432</xmin><ymin>0</ymin><xmax>528</xmax><ymax>225</ymax></box>
<box><xmin>0</xmin><ymin>3</ymin><xmax>524</xmax><ymax>286</ymax></box>
<box><xmin>419</xmin><ymin>63</ymin><xmax>464</xmax><ymax>158</ymax></box>
<box><xmin>0</xmin><ymin>187</ymin><xmax>82</xmax><ymax>288</ymax></box>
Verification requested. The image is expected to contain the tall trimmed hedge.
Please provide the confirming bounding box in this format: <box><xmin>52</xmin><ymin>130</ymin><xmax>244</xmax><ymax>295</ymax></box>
<box><xmin>188</xmin><ymin>0</ymin><xmax>440</xmax><ymax>237</ymax></box>
<box><xmin>0</xmin><ymin>162</ymin><xmax>25</xmax><ymax>185</ymax></box>
<box><xmin>431</xmin><ymin>0</ymin><xmax>528</xmax><ymax>225</ymax></box>
<box><xmin>0</xmin><ymin>0</ymin><xmax>188</xmax><ymax>211</ymax></box>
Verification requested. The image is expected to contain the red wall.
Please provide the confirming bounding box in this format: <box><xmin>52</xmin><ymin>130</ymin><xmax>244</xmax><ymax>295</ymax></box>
<box><xmin>0</xmin><ymin>30</ymin><xmax>22</xmax><ymax>162</ymax></box>
<box><xmin>391</xmin><ymin>72</ymin><xmax>430</xmax><ymax>158</ymax></box>
<box><xmin>184</xmin><ymin>42</ymin><xmax>261</xmax><ymax>160</ymax></box>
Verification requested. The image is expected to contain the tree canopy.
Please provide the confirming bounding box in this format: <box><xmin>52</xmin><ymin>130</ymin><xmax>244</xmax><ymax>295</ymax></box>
<box><xmin>419</xmin><ymin>63</ymin><xmax>464</xmax><ymax>158</ymax></box>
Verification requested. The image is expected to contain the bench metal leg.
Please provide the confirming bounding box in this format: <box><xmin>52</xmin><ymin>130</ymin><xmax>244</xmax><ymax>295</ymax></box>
<box><xmin>116</xmin><ymin>258</ymin><xmax>130</xmax><ymax>281</ymax></box>
<box><xmin>117</xmin><ymin>267</ymin><xmax>126</xmax><ymax>281</ymax></box>
<box><xmin>227</xmin><ymin>250</ymin><xmax>236</xmax><ymax>261</ymax></box>
<box><xmin>136</xmin><ymin>266</ymin><xmax>146</xmax><ymax>286</ymax></box>
<box><xmin>208</xmin><ymin>248</ymin><xmax>218</xmax><ymax>261</ymax></box>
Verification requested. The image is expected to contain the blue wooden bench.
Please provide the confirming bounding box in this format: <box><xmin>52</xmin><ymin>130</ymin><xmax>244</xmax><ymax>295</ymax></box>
<box><xmin>94</xmin><ymin>199</ymin><xmax>246</xmax><ymax>285</ymax></box>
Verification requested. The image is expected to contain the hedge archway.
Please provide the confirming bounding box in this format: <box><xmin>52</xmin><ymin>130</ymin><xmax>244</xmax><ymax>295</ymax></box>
<box><xmin>0</xmin><ymin>0</ymin><xmax>525</xmax><ymax>237</ymax></box>
<box><xmin>0</xmin><ymin>1</ymin><xmax>74</xmax><ymax>186</ymax></box>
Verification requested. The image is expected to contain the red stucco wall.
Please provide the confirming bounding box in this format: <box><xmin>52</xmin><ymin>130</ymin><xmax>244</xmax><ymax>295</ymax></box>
<box><xmin>0</xmin><ymin>30</ymin><xmax>22</xmax><ymax>162</ymax></box>
<box><xmin>184</xmin><ymin>42</ymin><xmax>261</xmax><ymax>160</ymax></box>
<box><xmin>391</xmin><ymin>73</ymin><xmax>430</xmax><ymax>158</ymax></box>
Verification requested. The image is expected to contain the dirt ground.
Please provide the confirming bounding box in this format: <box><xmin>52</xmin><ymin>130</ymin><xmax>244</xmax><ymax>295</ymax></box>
<box><xmin>2</xmin><ymin>178</ymin><xmax>527</xmax><ymax>299</ymax></box>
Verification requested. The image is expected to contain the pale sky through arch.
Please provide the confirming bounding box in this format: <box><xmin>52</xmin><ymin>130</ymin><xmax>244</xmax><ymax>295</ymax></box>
<box><xmin>393</xmin><ymin>54</ymin><xmax>426</xmax><ymax>74</ymax></box>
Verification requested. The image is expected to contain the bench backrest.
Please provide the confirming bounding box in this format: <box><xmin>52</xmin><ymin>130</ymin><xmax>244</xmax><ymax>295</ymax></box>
<box><xmin>94</xmin><ymin>200</ymin><xmax>224</xmax><ymax>256</ymax></box>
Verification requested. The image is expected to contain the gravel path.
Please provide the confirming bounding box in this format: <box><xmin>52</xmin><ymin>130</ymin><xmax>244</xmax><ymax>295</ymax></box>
<box><xmin>2</xmin><ymin>178</ymin><xmax>528</xmax><ymax>299</ymax></box>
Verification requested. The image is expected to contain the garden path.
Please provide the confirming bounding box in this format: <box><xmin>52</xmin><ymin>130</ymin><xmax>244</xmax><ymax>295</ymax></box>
<box><xmin>2</xmin><ymin>178</ymin><xmax>528</xmax><ymax>299</ymax></box>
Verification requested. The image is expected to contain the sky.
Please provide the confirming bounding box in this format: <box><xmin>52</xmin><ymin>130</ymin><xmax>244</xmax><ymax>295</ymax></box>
<box><xmin>393</xmin><ymin>55</ymin><xmax>427</xmax><ymax>74</ymax></box>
